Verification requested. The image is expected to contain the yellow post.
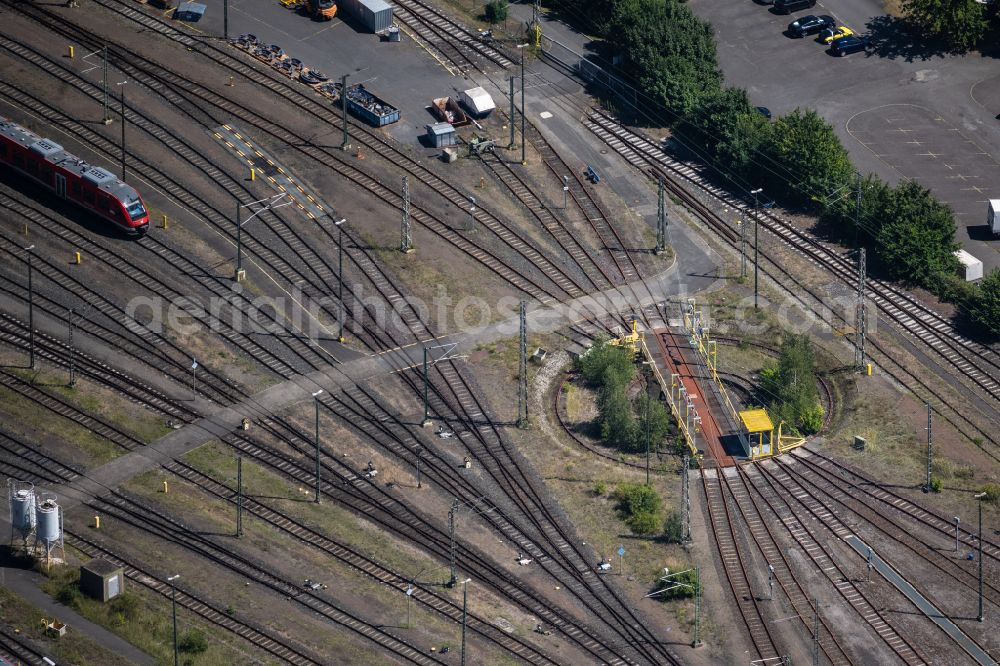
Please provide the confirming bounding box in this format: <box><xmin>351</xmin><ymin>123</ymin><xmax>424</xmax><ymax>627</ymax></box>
<box><xmin>68</xmin><ymin>45</ymin><xmax>75</xmax><ymax>59</ymax></box>
<box><xmin>162</xmin><ymin>481</ymin><xmax>169</xmax><ymax>494</ymax></box>
<box><xmin>866</xmin><ymin>363</ymin><xmax>872</xmax><ymax>376</ymax></box>
<box><xmin>23</xmin><ymin>223</ymin><xmax>28</xmax><ymax>236</ymax></box>
<box><xmin>74</xmin><ymin>251</ymin><xmax>81</xmax><ymax>264</ymax></box>
<box><xmin>162</xmin><ymin>214</ymin><xmax>169</xmax><ymax>229</ymax></box>
<box><xmin>250</xmin><ymin>168</ymin><xmax>255</xmax><ymax>182</ymax></box>
<box><xmin>94</xmin><ymin>515</ymin><xmax>100</xmax><ymax>529</ymax></box>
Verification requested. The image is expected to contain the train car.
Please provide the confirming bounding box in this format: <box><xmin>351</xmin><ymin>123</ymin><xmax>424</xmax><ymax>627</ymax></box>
<box><xmin>0</xmin><ymin>115</ymin><xmax>149</xmax><ymax>235</ymax></box>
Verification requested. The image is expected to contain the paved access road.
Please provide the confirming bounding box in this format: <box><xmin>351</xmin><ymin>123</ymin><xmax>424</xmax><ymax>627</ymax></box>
<box><xmin>688</xmin><ymin>0</ymin><xmax>1000</xmax><ymax>271</ymax></box>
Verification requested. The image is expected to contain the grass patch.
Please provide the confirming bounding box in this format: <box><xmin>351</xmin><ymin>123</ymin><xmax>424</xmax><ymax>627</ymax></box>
<box><xmin>40</xmin><ymin>564</ymin><xmax>268</xmax><ymax>665</ymax></box>
<box><xmin>0</xmin><ymin>583</ymin><xmax>133</xmax><ymax>666</ymax></box>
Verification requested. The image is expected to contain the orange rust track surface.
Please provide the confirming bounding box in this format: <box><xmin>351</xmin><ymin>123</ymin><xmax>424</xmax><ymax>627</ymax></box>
<box><xmin>654</xmin><ymin>329</ymin><xmax>736</xmax><ymax>467</ymax></box>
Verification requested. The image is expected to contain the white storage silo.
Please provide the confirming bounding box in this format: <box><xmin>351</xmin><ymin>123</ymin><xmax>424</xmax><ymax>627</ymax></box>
<box><xmin>34</xmin><ymin>494</ymin><xmax>64</xmax><ymax>566</ymax></box>
<box><xmin>7</xmin><ymin>479</ymin><xmax>36</xmax><ymax>550</ymax></box>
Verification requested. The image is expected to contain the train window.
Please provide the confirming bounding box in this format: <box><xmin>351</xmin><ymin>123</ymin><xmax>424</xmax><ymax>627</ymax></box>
<box><xmin>125</xmin><ymin>197</ymin><xmax>146</xmax><ymax>221</ymax></box>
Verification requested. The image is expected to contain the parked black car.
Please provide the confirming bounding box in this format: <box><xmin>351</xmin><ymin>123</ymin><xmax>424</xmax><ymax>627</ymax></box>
<box><xmin>774</xmin><ymin>0</ymin><xmax>817</xmax><ymax>14</ymax></box>
<box><xmin>830</xmin><ymin>34</ymin><xmax>869</xmax><ymax>56</ymax></box>
<box><xmin>787</xmin><ymin>14</ymin><xmax>834</xmax><ymax>37</ymax></box>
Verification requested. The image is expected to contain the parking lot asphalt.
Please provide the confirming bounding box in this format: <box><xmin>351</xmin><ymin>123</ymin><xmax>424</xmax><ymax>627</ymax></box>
<box><xmin>687</xmin><ymin>0</ymin><xmax>1000</xmax><ymax>271</ymax></box>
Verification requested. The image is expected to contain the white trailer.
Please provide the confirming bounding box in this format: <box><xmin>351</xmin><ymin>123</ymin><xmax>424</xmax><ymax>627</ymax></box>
<box><xmin>956</xmin><ymin>249</ymin><xmax>983</xmax><ymax>282</ymax></box>
<box><xmin>459</xmin><ymin>87</ymin><xmax>495</xmax><ymax>117</ymax></box>
<box><xmin>990</xmin><ymin>200</ymin><xmax>1000</xmax><ymax>236</ymax></box>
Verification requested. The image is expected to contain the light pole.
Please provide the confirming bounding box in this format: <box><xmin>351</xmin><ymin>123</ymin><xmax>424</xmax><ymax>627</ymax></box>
<box><xmin>334</xmin><ymin>218</ymin><xmax>346</xmax><ymax>342</ymax></box>
<box><xmin>422</xmin><ymin>347</ymin><xmax>432</xmax><ymax>427</ymax></box>
<box><xmin>460</xmin><ymin>578</ymin><xmax>472</xmax><ymax>666</ymax></box>
<box><xmin>167</xmin><ymin>574</ymin><xmax>180</xmax><ymax>666</ymax></box>
<box><xmin>467</xmin><ymin>196</ymin><xmax>476</xmax><ymax>232</ymax></box>
<box><xmin>767</xmin><ymin>563</ymin><xmax>774</xmax><ymax>600</ymax></box>
<box><xmin>116</xmin><ymin>80</ymin><xmax>129</xmax><ymax>181</ymax></box>
<box><xmin>24</xmin><ymin>244</ymin><xmax>35</xmax><ymax>370</ymax></box>
<box><xmin>562</xmin><ymin>175</ymin><xmax>569</xmax><ymax>209</ymax></box>
<box><xmin>517</xmin><ymin>44</ymin><xmax>528</xmax><ymax>165</ymax></box>
<box><xmin>67</xmin><ymin>308</ymin><xmax>76</xmax><ymax>387</ymax></box>
<box><xmin>750</xmin><ymin>188</ymin><xmax>762</xmax><ymax>310</ymax></box>
<box><xmin>955</xmin><ymin>516</ymin><xmax>961</xmax><ymax>552</ymax></box>
<box><xmin>414</xmin><ymin>446</ymin><xmax>423</xmax><ymax>489</ymax></box>
<box><xmin>235</xmin><ymin>192</ymin><xmax>292</xmax><ymax>281</ymax></box>
<box><xmin>313</xmin><ymin>389</ymin><xmax>324</xmax><ymax>503</ymax></box>
<box><xmin>976</xmin><ymin>492</ymin><xmax>986</xmax><ymax>622</ymax></box>
<box><xmin>340</xmin><ymin>74</ymin><xmax>350</xmax><ymax>150</ymax></box>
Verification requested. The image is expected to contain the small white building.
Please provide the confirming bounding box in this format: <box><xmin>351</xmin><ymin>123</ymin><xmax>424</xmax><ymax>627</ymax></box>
<box><xmin>459</xmin><ymin>87</ymin><xmax>495</xmax><ymax>117</ymax></box>
<box><xmin>955</xmin><ymin>249</ymin><xmax>983</xmax><ymax>282</ymax></box>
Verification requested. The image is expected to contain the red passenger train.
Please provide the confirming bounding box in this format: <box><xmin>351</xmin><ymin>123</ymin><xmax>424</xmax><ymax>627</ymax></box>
<box><xmin>0</xmin><ymin>115</ymin><xmax>149</xmax><ymax>235</ymax></box>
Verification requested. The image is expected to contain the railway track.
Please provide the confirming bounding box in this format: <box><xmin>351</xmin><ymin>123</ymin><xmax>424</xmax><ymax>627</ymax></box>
<box><xmin>0</xmin><ymin>626</ymin><xmax>49</xmax><ymax>666</ymax></box>
<box><xmin>584</xmin><ymin>110</ymin><xmax>1000</xmax><ymax>455</ymax></box>
<box><xmin>163</xmin><ymin>458</ymin><xmax>561</xmax><ymax>666</ymax></box>
<box><xmin>744</xmin><ymin>463</ymin><xmax>929</xmax><ymax>664</ymax></box>
<box><xmin>778</xmin><ymin>453</ymin><xmax>1000</xmax><ymax>611</ymax></box>
<box><xmin>700</xmin><ymin>470</ymin><xmax>781</xmax><ymax>661</ymax></box>
<box><xmin>66</xmin><ymin>531</ymin><xmax>326</xmax><ymax>665</ymax></box>
<box><xmin>89</xmin><ymin>490</ymin><xmax>447</xmax><ymax>665</ymax></box>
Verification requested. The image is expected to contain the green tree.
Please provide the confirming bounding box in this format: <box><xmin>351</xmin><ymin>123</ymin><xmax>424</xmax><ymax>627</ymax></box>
<box><xmin>599</xmin><ymin>384</ymin><xmax>637</xmax><ymax>450</ymax></box>
<box><xmin>614</xmin><ymin>482</ymin><xmax>662</xmax><ymax>517</ymax></box>
<box><xmin>874</xmin><ymin>181</ymin><xmax>959</xmax><ymax>286</ymax></box>
<box><xmin>675</xmin><ymin>88</ymin><xmax>773</xmax><ymax>185</ymax></box>
<box><xmin>608</xmin><ymin>0</ymin><xmax>721</xmax><ymax>118</ymax></box>
<box><xmin>902</xmin><ymin>0</ymin><xmax>988</xmax><ymax>51</ymax></box>
<box><xmin>484</xmin><ymin>0</ymin><xmax>508</xmax><ymax>24</ymax></box>
<box><xmin>821</xmin><ymin>174</ymin><xmax>891</xmax><ymax>244</ymax></box>
<box><xmin>662</xmin><ymin>510</ymin><xmax>683</xmax><ymax>543</ymax></box>
<box><xmin>578</xmin><ymin>339</ymin><xmax>636</xmax><ymax>388</ymax></box>
<box><xmin>969</xmin><ymin>268</ymin><xmax>1000</xmax><ymax>335</ymax></box>
<box><xmin>764</xmin><ymin>109</ymin><xmax>854</xmax><ymax>210</ymax></box>
<box><xmin>627</xmin><ymin>511</ymin><xmax>661</xmax><ymax>535</ymax></box>
<box><xmin>760</xmin><ymin>335</ymin><xmax>823</xmax><ymax>434</ymax></box>
<box><xmin>635</xmin><ymin>393</ymin><xmax>671</xmax><ymax>454</ymax></box>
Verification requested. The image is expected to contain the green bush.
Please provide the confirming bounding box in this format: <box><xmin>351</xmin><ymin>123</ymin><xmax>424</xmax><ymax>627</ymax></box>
<box><xmin>760</xmin><ymin>335</ymin><xmax>823</xmax><ymax>434</ymax></box>
<box><xmin>614</xmin><ymin>483</ymin><xmax>662</xmax><ymax>531</ymax></box>
<box><xmin>627</xmin><ymin>511</ymin><xmax>661</xmax><ymax>536</ymax></box>
<box><xmin>662</xmin><ymin>510</ymin><xmax>684</xmax><ymax>543</ymax></box>
<box><xmin>968</xmin><ymin>269</ymin><xmax>1000</xmax><ymax>336</ymax></box>
<box><xmin>651</xmin><ymin>567</ymin><xmax>699</xmax><ymax>601</ymax></box>
<box><xmin>578</xmin><ymin>339</ymin><xmax>636</xmax><ymax>388</ymax></box>
<box><xmin>108</xmin><ymin>592</ymin><xmax>140</xmax><ymax>621</ymax></box>
<box><xmin>484</xmin><ymin>0</ymin><xmax>508</xmax><ymax>24</ymax></box>
<box><xmin>592</xmin><ymin>480</ymin><xmax>608</xmax><ymax>496</ymax></box>
<box><xmin>55</xmin><ymin>583</ymin><xmax>83</xmax><ymax>610</ymax></box>
<box><xmin>929</xmin><ymin>477</ymin><xmax>943</xmax><ymax>493</ymax></box>
<box><xmin>981</xmin><ymin>483</ymin><xmax>1000</xmax><ymax>504</ymax></box>
<box><xmin>179</xmin><ymin>629</ymin><xmax>208</xmax><ymax>655</ymax></box>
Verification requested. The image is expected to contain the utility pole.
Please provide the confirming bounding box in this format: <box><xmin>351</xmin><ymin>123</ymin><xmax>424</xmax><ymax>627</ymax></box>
<box><xmin>517</xmin><ymin>300</ymin><xmax>528</xmax><ymax>428</ymax></box>
<box><xmin>117</xmin><ymin>80</ymin><xmax>128</xmax><ymax>181</ymax></box>
<box><xmin>448</xmin><ymin>499</ymin><xmax>458</xmax><ymax>586</ymax></box>
<box><xmin>191</xmin><ymin>357</ymin><xmax>197</xmax><ymax>398</ymax></box>
<box><xmin>955</xmin><ymin>516</ymin><xmax>961</xmax><ymax>552</ymax></box>
<box><xmin>681</xmin><ymin>454</ymin><xmax>691</xmax><ymax>542</ymax></box>
<box><xmin>67</xmin><ymin>308</ymin><xmax>76</xmax><ymax>388</ymax></box>
<box><xmin>866</xmin><ymin>547</ymin><xmax>873</xmax><ymax>583</ymax></box>
<box><xmin>236</xmin><ymin>453</ymin><xmax>243</xmax><ymax>537</ymax></box>
<box><xmin>508</xmin><ymin>76</ymin><xmax>515</xmax><ymax>150</ymax></box>
<box><xmin>334</xmin><ymin>218</ymin><xmax>346</xmax><ymax>342</ymax></box>
<box><xmin>313</xmin><ymin>389</ymin><xmax>324</xmax><ymax>503</ymax></box>
<box><xmin>767</xmin><ymin>563</ymin><xmax>774</xmax><ymax>600</ymax></box>
<box><xmin>400</xmin><ymin>176</ymin><xmax>412</xmax><ymax>253</ymax></box>
<box><xmin>924</xmin><ymin>404</ymin><xmax>932</xmax><ymax>492</ymax></box>
<box><xmin>224</xmin><ymin>0</ymin><xmax>229</xmax><ymax>41</ymax></box>
<box><xmin>643</xmin><ymin>396</ymin><xmax>651</xmax><ymax>485</ymax></box>
<box><xmin>976</xmin><ymin>491</ymin><xmax>986</xmax><ymax>622</ymax></box>
<box><xmin>236</xmin><ymin>201</ymin><xmax>243</xmax><ymax>280</ymax></box>
<box><xmin>422</xmin><ymin>347</ymin><xmax>432</xmax><ymax>427</ymax></box>
<box><xmin>467</xmin><ymin>196</ymin><xmax>476</xmax><ymax>232</ymax></box>
<box><xmin>460</xmin><ymin>578</ymin><xmax>471</xmax><ymax>666</ymax></box>
<box><xmin>655</xmin><ymin>178</ymin><xmax>666</xmax><ymax>255</ymax></box>
<box><xmin>25</xmin><ymin>245</ymin><xmax>35</xmax><ymax>370</ymax></box>
<box><xmin>167</xmin><ymin>574</ymin><xmax>180</xmax><ymax>666</ymax></box>
<box><xmin>562</xmin><ymin>175</ymin><xmax>569</xmax><ymax>209</ymax></box>
<box><xmin>854</xmin><ymin>171</ymin><xmax>862</xmax><ymax>248</ymax></box>
<box><xmin>340</xmin><ymin>74</ymin><xmax>350</xmax><ymax>150</ymax></box>
<box><xmin>812</xmin><ymin>599</ymin><xmax>820</xmax><ymax>666</ymax></box>
<box><xmin>102</xmin><ymin>45</ymin><xmax>111</xmax><ymax>125</ymax></box>
<box><xmin>739</xmin><ymin>211</ymin><xmax>748</xmax><ymax>279</ymax></box>
<box><xmin>855</xmin><ymin>248</ymin><xmax>867</xmax><ymax>372</ymax></box>
<box><xmin>751</xmin><ymin>188</ymin><xmax>762</xmax><ymax>309</ymax></box>
<box><xmin>693</xmin><ymin>565</ymin><xmax>702</xmax><ymax>648</ymax></box>
<box><xmin>520</xmin><ymin>47</ymin><xmax>526</xmax><ymax>165</ymax></box>
<box><xmin>414</xmin><ymin>447</ymin><xmax>422</xmax><ymax>489</ymax></box>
